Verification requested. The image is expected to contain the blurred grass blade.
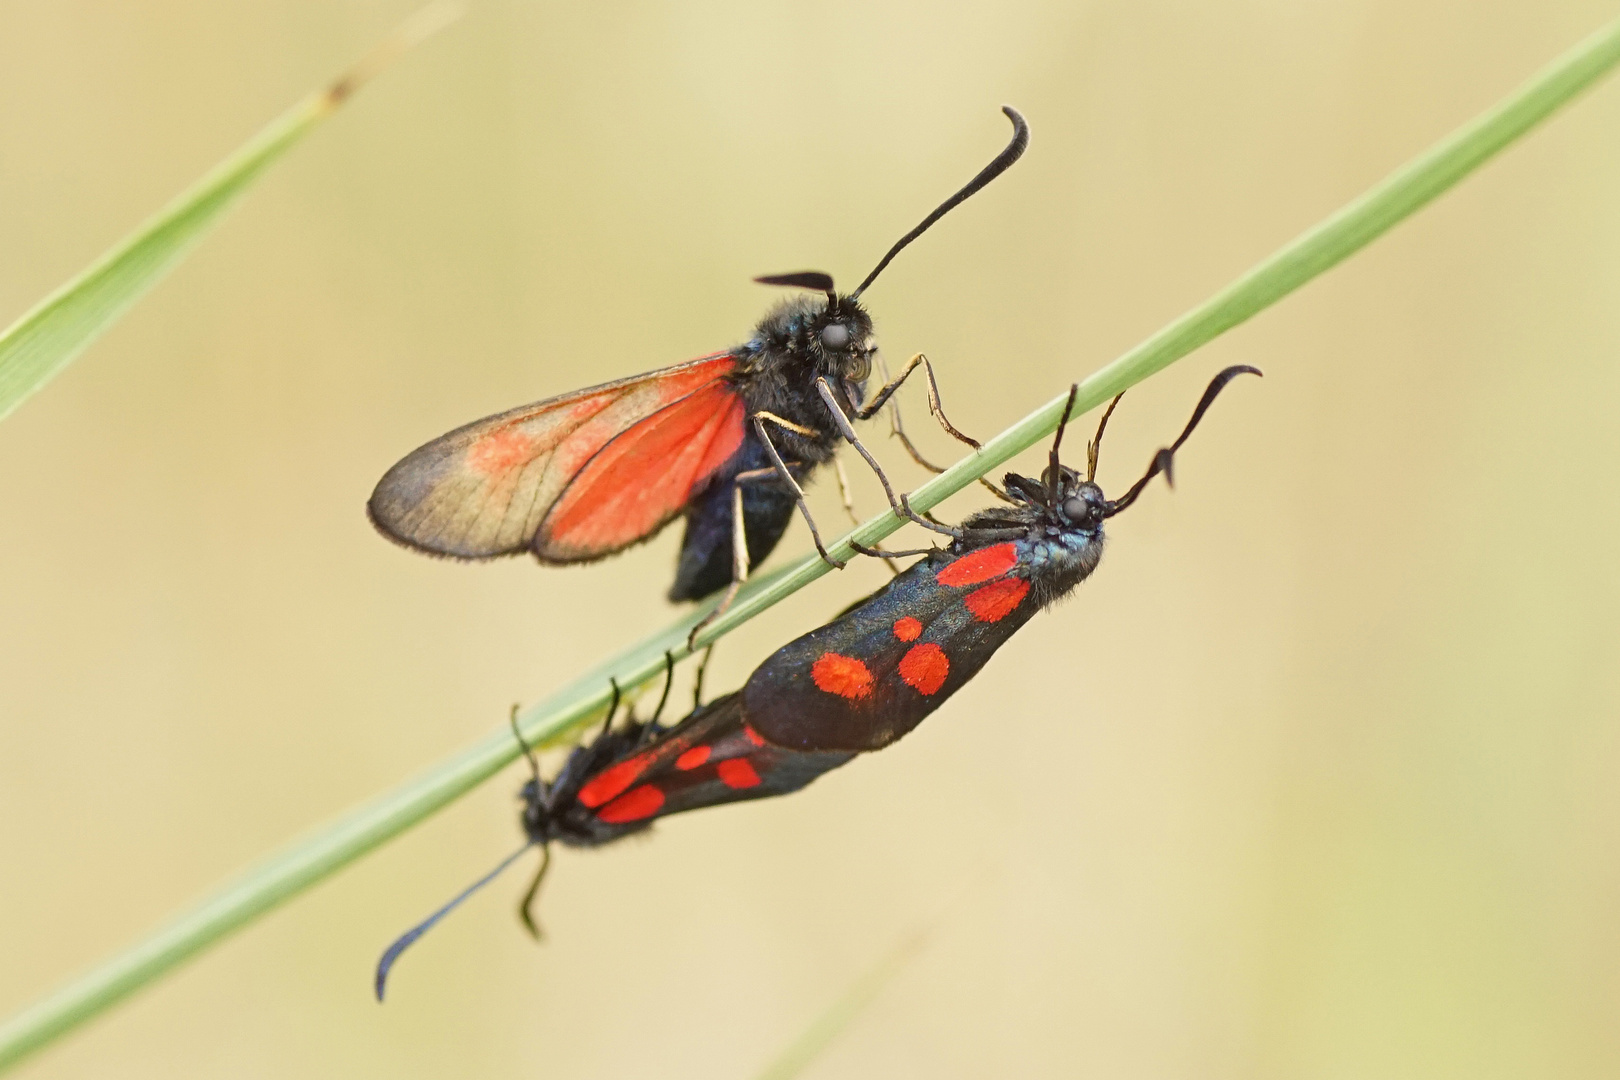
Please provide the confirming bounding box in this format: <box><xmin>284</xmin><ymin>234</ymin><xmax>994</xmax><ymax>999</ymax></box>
<box><xmin>0</xmin><ymin>3</ymin><xmax>460</xmax><ymax>424</ymax></box>
<box><xmin>753</xmin><ymin>931</ymin><xmax>928</xmax><ymax>1080</ymax></box>
<box><xmin>5</xmin><ymin>11</ymin><xmax>1620</xmax><ymax>1074</ymax></box>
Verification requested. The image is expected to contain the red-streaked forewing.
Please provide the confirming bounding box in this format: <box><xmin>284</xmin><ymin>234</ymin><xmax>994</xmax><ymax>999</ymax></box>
<box><xmin>537</xmin><ymin>379</ymin><xmax>746</xmax><ymax>561</ymax></box>
<box><xmin>743</xmin><ymin>542</ymin><xmax>1043</xmax><ymax>752</ymax></box>
<box><xmin>367</xmin><ymin>354</ymin><xmax>738</xmax><ymax>559</ymax></box>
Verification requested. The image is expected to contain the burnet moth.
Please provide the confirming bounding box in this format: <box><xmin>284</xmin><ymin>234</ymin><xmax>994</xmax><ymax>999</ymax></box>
<box><xmin>367</xmin><ymin>107</ymin><xmax>1029</xmax><ymax>617</ymax></box>
<box><xmin>374</xmin><ymin>365</ymin><xmax>1260</xmax><ymax>999</ymax></box>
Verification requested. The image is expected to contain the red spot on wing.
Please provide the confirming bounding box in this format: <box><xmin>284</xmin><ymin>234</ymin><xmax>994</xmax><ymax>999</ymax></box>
<box><xmin>892</xmin><ymin>616</ymin><xmax>922</xmax><ymax>641</ymax></box>
<box><xmin>468</xmin><ymin>429</ymin><xmax>539</xmax><ymax>475</ymax></box>
<box><xmin>675</xmin><ymin>746</ymin><xmax>711</xmax><ymax>771</ymax></box>
<box><xmin>717</xmin><ymin>758</ymin><xmax>762</xmax><ymax>789</ymax></box>
<box><xmin>540</xmin><ymin>378</ymin><xmax>747</xmax><ymax>558</ymax></box>
<box><xmin>935</xmin><ymin>543</ymin><xmax>1019</xmax><ymax>587</ymax></box>
<box><xmin>577</xmin><ymin>753</ymin><xmax>653</xmax><ymax>808</ymax></box>
<box><xmin>812</xmin><ymin>653</ymin><xmax>874</xmax><ymax>700</ymax></box>
<box><xmin>964</xmin><ymin>576</ymin><xmax>1030</xmax><ymax>623</ymax></box>
<box><xmin>743</xmin><ymin>724</ymin><xmax>766</xmax><ymax>747</ymax></box>
<box><xmin>898</xmin><ymin>643</ymin><xmax>950</xmax><ymax>695</ymax></box>
<box><xmin>597</xmin><ymin>784</ymin><xmax>665</xmax><ymax>824</ymax></box>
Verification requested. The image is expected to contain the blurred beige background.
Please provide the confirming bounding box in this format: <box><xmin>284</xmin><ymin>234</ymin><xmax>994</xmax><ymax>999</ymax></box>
<box><xmin>3</xmin><ymin>1</ymin><xmax>1619</xmax><ymax>1077</ymax></box>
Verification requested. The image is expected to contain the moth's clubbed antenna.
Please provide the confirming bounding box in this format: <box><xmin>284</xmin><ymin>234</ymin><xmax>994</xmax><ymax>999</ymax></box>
<box><xmin>850</xmin><ymin>106</ymin><xmax>1030</xmax><ymax>300</ymax></box>
<box><xmin>1105</xmin><ymin>365</ymin><xmax>1262</xmax><ymax>516</ymax></box>
<box><xmin>1046</xmin><ymin>384</ymin><xmax>1079</xmax><ymax>507</ymax></box>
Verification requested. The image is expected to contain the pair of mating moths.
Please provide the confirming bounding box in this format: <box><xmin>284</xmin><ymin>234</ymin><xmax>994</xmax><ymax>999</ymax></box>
<box><xmin>365</xmin><ymin>107</ymin><xmax>1260</xmax><ymax>996</ymax></box>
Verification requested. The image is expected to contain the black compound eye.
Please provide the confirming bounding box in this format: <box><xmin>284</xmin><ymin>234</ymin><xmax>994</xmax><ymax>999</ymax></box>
<box><xmin>820</xmin><ymin>323</ymin><xmax>851</xmax><ymax>351</ymax></box>
<box><xmin>1062</xmin><ymin>496</ymin><xmax>1092</xmax><ymax>524</ymax></box>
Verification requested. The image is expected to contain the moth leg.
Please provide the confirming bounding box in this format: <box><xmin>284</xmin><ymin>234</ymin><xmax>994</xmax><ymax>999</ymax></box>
<box><xmin>649</xmin><ymin>651</ymin><xmax>676</xmax><ymax>728</ymax></box>
<box><xmin>753</xmin><ymin>410</ymin><xmax>817</xmax><ymax>437</ymax></box>
<box><xmin>816</xmin><ymin>378</ymin><xmax>960</xmax><ymax>538</ymax></box>
<box><xmin>752</xmin><ymin>414</ymin><xmax>848</xmax><ymax>570</ymax></box>
<box><xmin>686</xmin><ymin>482</ymin><xmax>754</xmax><ymax>649</ymax></box>
<box><xmin>864</xmin><ymin>352</ymin><xmax>1014</xmax><ymax>503</ymax></box>
<box><xmin>832</xmin><ymin>455</ymin><xmax>862</xmax><ymax>528</ymax></box>
<box><xmin>601</xmin><ymin>677</ymin><xmax>621</xmax><ymax>739</ymax></box>
<box><xmin>835</xmin><ymin>456</ymin><xmax>901</xmax><ymax>575</ymax></box>
<box><xmin>692</xmin><ymin>643</ymin><xmax>715</xmax><ymax>711</ymax></box>
<box><xmin>855</xmin><ymin>352</ymin><xmax>979</xmax><ymax>448</ymax></box>
<box><xmin>867</xmin><ymin>350</ymin><xmax>948</xmax><ymax>474</ymax></box>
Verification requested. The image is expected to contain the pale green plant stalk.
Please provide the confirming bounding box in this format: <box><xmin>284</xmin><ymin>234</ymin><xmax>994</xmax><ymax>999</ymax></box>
<box><xmin>5</xmin><ymin>13</ymin><xmax>1620</xmax><ymax>1072</ymax></box>
<box><xmin>0</xmin><ymin>3</ymin><xmax>460</xmax><ymax>423</ymax></box>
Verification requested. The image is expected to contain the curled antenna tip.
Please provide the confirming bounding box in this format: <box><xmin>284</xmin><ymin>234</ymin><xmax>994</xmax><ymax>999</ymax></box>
<box><xmin>999</xmin><ymin>105</ymin><xmax>1031</xmax><ymax>149</ymax></box>
<box><xmin>324</xmin><ymin>1</ymin><xmax>464</xmax><ymax>109</ymax></box>
<box><xmin>849</xmin><ymin>104</ymin><xmax>1032</xmax><ymax>300</ymax></box>
<box><xmin>1156</xmin><ymin>449</ymin><xmax>1176</xmax><ymax>489</ymax></box>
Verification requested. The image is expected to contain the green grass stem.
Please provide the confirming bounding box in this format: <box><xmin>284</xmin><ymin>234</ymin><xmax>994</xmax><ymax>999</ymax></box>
<box><xmin>0</xmin><ymin>3</ymin><xmax>459</xmax><ymax>424</ymax></box>
<box><xmin>4</xmin><ymin>11</ymin><xmax>1619</xmax><ymax>1071</ymax></box>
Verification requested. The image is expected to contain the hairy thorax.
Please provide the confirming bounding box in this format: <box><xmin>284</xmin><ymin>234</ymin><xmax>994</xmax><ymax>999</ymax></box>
<box><xmin>732</xmin><ymin>295</ymin><xmax>876</xmax><ymax>466</ymax></box>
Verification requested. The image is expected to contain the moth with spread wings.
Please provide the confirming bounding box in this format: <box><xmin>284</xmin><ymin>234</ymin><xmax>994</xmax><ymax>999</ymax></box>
<box><xmin>373</xmin><ymin>366</ymin><xmax>1259</xmax><ymax>1000</ymax></box>
<box><xmin>368</xmin><ymin>107</ymin><xmax>1030</xmax><ymax>605</ymax></box>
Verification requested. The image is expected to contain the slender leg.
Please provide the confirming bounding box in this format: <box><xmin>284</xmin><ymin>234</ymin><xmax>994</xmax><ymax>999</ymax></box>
<box><xmin>686</xmin><ymin>482</ymin><xmax>753</xmax><ymax>649</ymax></box>
<box><xmin>752</xmin><ymin>410</ymin><xmax>817</xmax><ymax>437</ymax></box>
<box><xmin>856</xmin><ymin>352</ymin><xmax>979</xmax><ymax>448</ymax></box>
<box><xmin>834</xmin><ymin>456</ymin><xmax>902</xmax><ymax>575</ymax></box>
<box><xmin>832</xmin><ymin>456</ymin><xmax>862</xmax><ymax>528</ymax></box>
<box><xmin>601</xmin><ymin>678</ymin><xmax>621</xmax><ymax>739</ymax></box>
<box><xmin>816</xmin><ymin>378</ymin><xmax>960</xmax><ymax>538</ymax></box>
<box><xmin>692</xmin><ymin>644</ymin><xmax>715</xmax><ymax>711</ymax></box>
<box><xmin>517</xmin><ymin>844</ymin><xmax>552</xmax><ymax>942</ymax></box>
<box><xmin>865</xmin><ymin>352</ymin><xmax>1014</xmax><ymax>503</ymax></box>
<box><xmin>650</xmin><ymin>652</ymin><xmax>675</xmax><ymax>727</ymax></box>
<box><xmin>753</xmin><ymin>415</ymin><xmax>848</xmax><ymax>569</ymax></box>
<box><xmin>871</xmin><ymin>351</ymin><xmax>948</xmax><ymax>474</ymax></box>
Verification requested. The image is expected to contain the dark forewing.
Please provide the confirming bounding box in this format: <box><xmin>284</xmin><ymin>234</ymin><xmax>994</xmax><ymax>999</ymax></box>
<box><xmin>744</xmin><ymin>542</ymin><xmax>1045</xmax><ymax>751</ymax></box>
<box><xmin>368</xmin><ymin>353</ymin><xmax>739</xmax><ymax>559</ymax></box>
<box><xmin>565</xmin><ymin>693</ymin><xmax>856</xmax><ymax>840</ymax></box>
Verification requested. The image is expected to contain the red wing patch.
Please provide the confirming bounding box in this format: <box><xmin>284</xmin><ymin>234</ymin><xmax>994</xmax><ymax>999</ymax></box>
<box><xmin>577</xmin><ymin>752</ymin><xmax>654</xmax><ymax>808</ymax></box>
<box><xmin>897</xmin><ymin>643</ymin><xmax>950</xmax><ymax>695</ymax></box>
<box><xmin>716</xmin><ymin>758</ymin><xmax>762</xmax><ymax>789</ymax></box>
<box><xmin>936</xmin><ymin>543</ymin><xmax>1019</xmax><ymax>587</ymax></box>
<box><xmin>964</xmin><ymin>577</ymin><xmax>1030</xmax><ymax>623</ymax></box>
<box><xmin>675</xmin><ymin>746</ymin><xmax>711</xmax><ymax>771</ymax></box>
<box><xmin>812</xmin><ymin>653</ymin><xmax>875</xmax><ymax>700</ymax></box>
<box><xmin>368</xmin><ymin>353</ymin><xmax>738</xmax><ymax>559</ymax></box>
<box><xmin>539</xmin><ymin>380</ymin><xmax>747</xmax><ymax>559</ymax></box>
<box><xmin>892</xmin><ymin>616</ymin><xmax>922</xmax><ymax>641</ymax></box>
<box><xmin>597</xmin><ymin>783</ymin><xmax>665</xmax><ymax>824</ymax></box>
